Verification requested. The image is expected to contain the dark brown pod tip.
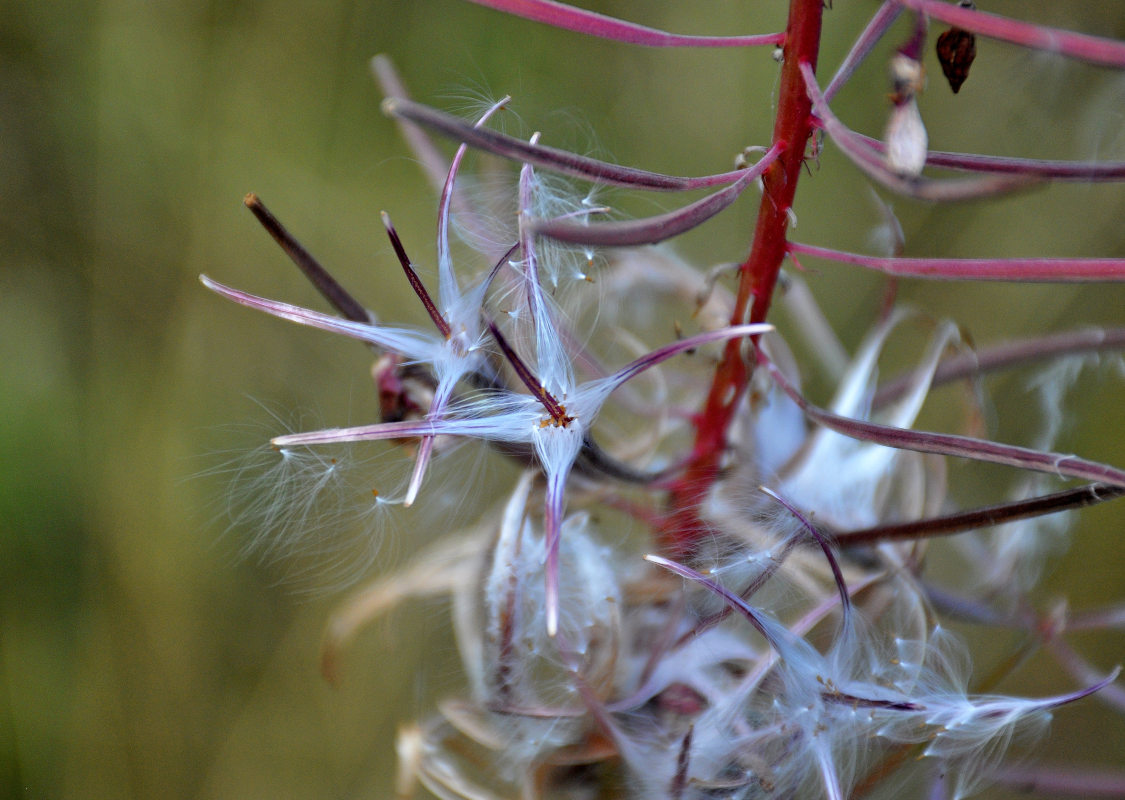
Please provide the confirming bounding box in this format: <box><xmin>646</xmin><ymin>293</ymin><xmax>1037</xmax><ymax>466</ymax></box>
<box><xmin>936</xmin><ymin>26</ymin><xmax>977</xmax><ymax>93</ymax></box>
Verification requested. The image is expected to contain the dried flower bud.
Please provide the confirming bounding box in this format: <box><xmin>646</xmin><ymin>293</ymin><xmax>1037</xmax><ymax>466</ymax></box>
<box><xmin>936</xmin><ymin>26</ymin><xmax>976</xmax><ymax>93</ymax></box>
<box><xmin>936</xmin><ymin>2</ymin><xmax>978</xmax><ymax>93</ymax></box>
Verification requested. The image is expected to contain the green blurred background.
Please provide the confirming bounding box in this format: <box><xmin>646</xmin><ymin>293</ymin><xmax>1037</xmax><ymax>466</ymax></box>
<box><xmin>2</xmin><ymin>2</ymin><xmax>1123</xmax><ymax>798</ymax></box>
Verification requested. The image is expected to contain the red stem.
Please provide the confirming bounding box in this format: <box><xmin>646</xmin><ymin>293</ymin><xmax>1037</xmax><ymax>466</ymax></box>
<box><xmin>661</xmin><ymin>0</ymin><xmax>823</xmax><ymax>556</ymax></box>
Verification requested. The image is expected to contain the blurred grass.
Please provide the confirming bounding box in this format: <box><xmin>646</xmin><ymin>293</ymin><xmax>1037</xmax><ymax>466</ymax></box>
<box><xmin>1</xmin><ymin>1</ymin><xmax>1123</xmax><ymax>798</ymax></box>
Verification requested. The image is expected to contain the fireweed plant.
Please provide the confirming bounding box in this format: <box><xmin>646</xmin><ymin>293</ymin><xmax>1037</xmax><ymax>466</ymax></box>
<box><xmin>204</xmin><ymin>1</ymin><xmax>1125</xmax><ymax>798</ymax></box>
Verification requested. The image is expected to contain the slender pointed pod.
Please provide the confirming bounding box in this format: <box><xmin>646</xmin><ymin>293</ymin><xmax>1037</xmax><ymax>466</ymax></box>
<box><xmin>759</xmin><ymin>486</ymin><xmax>851</xmax><ymax>623</ymax></box>
<box><xmin>460</xmin><ymin>0</ymin><xmax>784</xmax><ymax>48</ymax></box>
<box><xmin>200</xmin><ymin>275</ymin><xmax>443</xmax><ymax>359</ymax></box>
<box><xmin>516</xmin><ymin>139</ymin><xmax>574</xmax><ymax>401</ymax></box>
<box><xmin>383</xmin><ymin>97</ymin><xmax>755</xmax><ymax>190</ymax></box>
<box><xmin>532</xmin><ymin>147</ymin><xmax>781</xmax><ymax>247</ymax></box>
<box><xmin>242</xmin><ymin>194</ymin><xmax>372</xmax><ymax>324</ymax></box>
<box><xmin>852</xmin><ymin>133</ymin><xmax>1125</xmax><ymax>181</ymax></box>
<box><xmin>382</xmin><ymin>212</ymin><xmax>452</xmax><ymax>339</ymax></box>
<box><xmin>644</xmin><ymin>554</ymin><xmax>792</xmax><ymax>656</ymax></box>
<box><xmin>787</xmin><ymin>241</ymin><xmax>1125</xmax><ymax>282</ymax></box>
<box><xmin>670</xmin><ymin>534</ymin><xmax>804</xmax><ymax>651</ymax></box>
<box><xmin>487</xmin><ymin>320</ymin><xmax>570</xmax><ymax>425</ymax></box>
<box><xmin>837</xmin><ymin>483</ymin><xmax>1125</xmax><ymax>545</ymax></box>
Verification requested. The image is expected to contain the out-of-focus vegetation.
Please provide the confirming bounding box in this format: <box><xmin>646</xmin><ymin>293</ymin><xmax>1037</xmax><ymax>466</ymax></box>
<box><xmin>2</xmin><ymin>2</ymin><xmax>1122</xmax><ymax>798</ymax></box>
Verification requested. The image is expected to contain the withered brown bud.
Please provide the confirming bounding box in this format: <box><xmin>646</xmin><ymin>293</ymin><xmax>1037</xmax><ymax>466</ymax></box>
<box><xmin>936</xmin><ymin>26</ymin><xmax>977</xmax><ymax>93</ymax></box>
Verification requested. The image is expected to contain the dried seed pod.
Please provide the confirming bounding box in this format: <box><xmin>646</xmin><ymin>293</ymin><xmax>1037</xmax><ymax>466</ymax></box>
<box><xmin>936</xmin><ymin>26</ymin><xmax>977</xmax><ymax>93</ymax></box>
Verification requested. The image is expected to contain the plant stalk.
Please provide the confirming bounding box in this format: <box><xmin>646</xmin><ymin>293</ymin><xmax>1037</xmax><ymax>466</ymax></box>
<box><xmin>663</xmin><ymin>0</ymin><xmax>823</xmax><ymax>555</ymax></box>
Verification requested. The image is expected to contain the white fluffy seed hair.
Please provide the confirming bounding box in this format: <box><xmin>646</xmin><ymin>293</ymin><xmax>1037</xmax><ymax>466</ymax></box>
<box><xmin>206</xmin><ymin>401</ymin><xmax>506</xmax><ymax>592</ymax></box>
<box><xmin>473</xmin><ymin>474</ymin><xmax>623</xmax><ymax>768</ymax></box>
